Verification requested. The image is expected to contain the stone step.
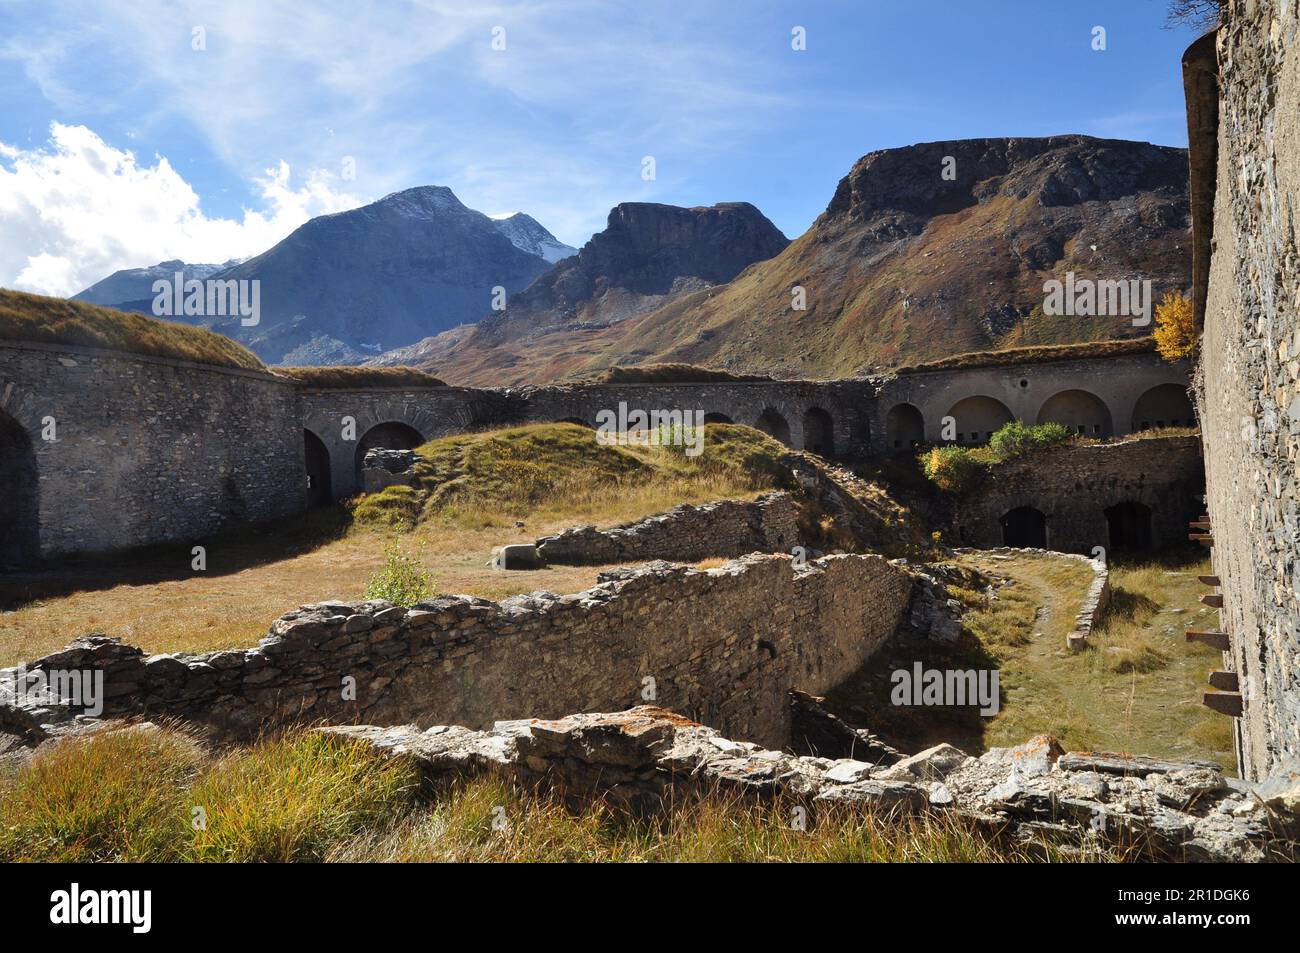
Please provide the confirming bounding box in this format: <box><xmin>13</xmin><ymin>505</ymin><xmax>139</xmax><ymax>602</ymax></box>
<box><xmin>1203</xmin><ymin>691</ymin><xmax>1243</xmax><ymax>717</ymax></box>
<box><xmin>1208</xmin><ymin>670</ymin><xmax>1239</xmax><ymax>691</ymax></box>
<box><xmin>1186</xmin><ymin>629</ymin><xmax>1230</xmax><ymax>650</ymax></box>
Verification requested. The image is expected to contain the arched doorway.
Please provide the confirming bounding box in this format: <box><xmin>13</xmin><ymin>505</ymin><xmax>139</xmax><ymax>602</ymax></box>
<box><xmin>802</xmin><ymin>407</ymin><xmax>834</xmax><ymax>456</ymax></box>
<box><xmin>703</xmin><ymin>412</ymin><xmax>734</xmax><ymax>425</ymax></box>
<box><xmin>754</xmin><ymin>408</ymin><xmax>791</xmax><ymax>446</ymax></box>
<box><xmin>0</xmin><ymin>410</ymin><xmax>39</xmax><ymax>568</ymax></box>
<box><xmin>1037</xmin><ymin>389</ymin><xmax>1113</xmax><ymax>437</ymax></box>
<box><xmin>304</xmin><ymin>429</ymin><xmax>333</xmax><ymax>507</ymax></box>
<box><xmin>1106</xmin><ymin>501</ymin><xmax>1154</xmax><ymax>552</ymax></box>
<box><xmin>557</xmin><ymin>417</ymin><xmax>587</xmax><ymax>427</ymax></box>
<box><xmin>1131</xmin><ymin>383</ymin><xmax>1196</xmax><ymax>432</ymax></box>
<box><xmin>355</xmin><ymin>421</ymin><xmax>425</xmax><ymax>484</ymax></box>
<box><xmin>885</xmin><ymin>403</ymin><xmax>925</xmax><ymax>451</ymax></box>
<box><xmin>1000</xmin><ymin>506</ymin><xmax>1047</xmax><ymax>548</ymax></box>
<box><xmin>946</xmin><ymin>396</ymin><xmax>1014</xmax><ymax>444</ymax></box>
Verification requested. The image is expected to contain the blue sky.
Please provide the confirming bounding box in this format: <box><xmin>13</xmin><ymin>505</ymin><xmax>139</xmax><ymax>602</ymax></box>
<box><xmin>0</xmin><ymin>0</ymin><xmax>1203</xmax><ymax>295</ymax></box>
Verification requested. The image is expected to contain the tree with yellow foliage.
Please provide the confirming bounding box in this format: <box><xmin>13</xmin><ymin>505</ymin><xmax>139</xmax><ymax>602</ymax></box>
<box><xmin>1154</xmin><ymin>290</ymin><xmax>1199</xmax><ymax>361</ymax></box>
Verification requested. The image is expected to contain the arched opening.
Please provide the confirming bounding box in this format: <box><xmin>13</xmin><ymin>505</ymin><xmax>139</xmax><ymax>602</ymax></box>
<box><xmin>946</xmin><ymin>396</ymin><xmax>1014</xmax><ymax>444</ymax></box>
<box><xmin>355</xmin><ymin>421</ymin><xmax>424</xmax><ymax>484</ymax></box>
<box><xmin>885</xmin><ymin>403</ymin><xmax>925</xmax><ymax>452</ymax></box>
<box><xmin>1000</xmin><ymin>506</ymin><xmax>1047</xmax><ymax>548</ymax></box>
<box><xmin>304</xmin><ymin>429</ymin><xmax>333</xmax><ymax>507</ymax></box>
<box><xmin>1036</xmin><ymin>389</ymin><xmax>1113</xmax><ymax>437</ymax></box>
<box><xmin>754</xmin><ymin>408</ymin><xmax>791</xmax><ymax>446</ymax></box>
<box><xmin>0</xmin><ymin>410</ymin><xmax>39</xmax><ymax>568</ymax></box>
<box><xmin>557</xmin><ymin>417</ymin><xmax>587</xmax><ymax>427</ymax></box>
<box><xmin>703</xmin><ymin>412</ymin><xmax>734</xmax><ymax>425</ymax></box>
<box><xmin>802</xmin><ymin>407</ymin><xmax>835</xmax><ymax>456</ymax></box>
<box><xmin>1106</xmin><ymin>501</ymin><xmax>1154</xmax><ymax>552</ymax></box>
<box><xmin>1131</xmin><ymin>383</ymin><xmax>1196</xmax><ymax>432</ymax></box>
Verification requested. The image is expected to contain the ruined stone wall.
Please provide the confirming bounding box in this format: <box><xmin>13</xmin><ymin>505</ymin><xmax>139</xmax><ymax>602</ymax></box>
<box><xmin>0</xmin><ymin>340</ymin><xmax>304</xmax><ymax>563</ymax></box>
<box><xmin>1195</xmin><ymin>1</ymin><xmax>1300</xmax><ymax>781</ymax></box>
<box><xmin>952</xmin><ymin>435</ymin><xmax>1205</xmax><ymax>554</ymax></box>
<box><xmin>6</xmin><ymin>553</ymin><xmax>914</xmax><ymax>749</ymax></box>
<box><xmin>535</xmin><ymin>491</ymin><xmax>799</xmax><ymax>564</ymax></box>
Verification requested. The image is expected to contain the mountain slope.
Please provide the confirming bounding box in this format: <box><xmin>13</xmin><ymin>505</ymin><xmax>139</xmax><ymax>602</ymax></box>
<box><xmin>377</xmin><ymin>201</ymin><xmax>789</xmax><ymax>379</ymax></box>
<box><xmin>73</xmin><ymin>259</ymin><xmax>239</xmax><ymax>308</ymax></box>
<box><xmin>421</xmin><ymin>136</ymin><xmax>1190</xmax><ymax>384</ymax></box>
<box><xmin>492</xmin><ymin>213</ymin><xmax>577</xmax><ymax>263</ymax></box>
<box><xmin>157</xmin><ymin>187</ymin><xmax>555</xmax><ymax>364</ymax></box>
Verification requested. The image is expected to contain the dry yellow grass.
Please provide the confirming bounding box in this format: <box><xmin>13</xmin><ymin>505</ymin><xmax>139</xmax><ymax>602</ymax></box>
<box><xmin>275</xmin><ymin>365</ymin><xmax>446</xmax><ymax>388</ymax></box>
<box><xmin>0</xmin><ymin>288</ymin><xmax>266</xmax><ymax>370</ymax></box>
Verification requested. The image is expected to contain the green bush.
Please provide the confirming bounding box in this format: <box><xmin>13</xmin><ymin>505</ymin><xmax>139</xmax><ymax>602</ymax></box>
<box><xmin>353</xmin><ymin>484</ymin><xmax>422</xmax><ymax>528</ymax></box>
<box><xmin>364</xmin><ymin>540</ymin><xmax>433</xmax><ymax>606</ymax></box>
<box><xmin>922</xmin><ymin>445</ymin><xmax>988</xmax><ymax>494</ymax></box>
<box><xmin>987</xmin><ymin>421</ymin><xmax>1073</xmax><ymax>460</ymax></box>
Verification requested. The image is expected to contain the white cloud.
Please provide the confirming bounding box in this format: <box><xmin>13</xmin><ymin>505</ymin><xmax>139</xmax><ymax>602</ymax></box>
<box><xmin>0</xmin><ymin>123</ymin><xmax>363</xmax><ymax>296</ymax></box>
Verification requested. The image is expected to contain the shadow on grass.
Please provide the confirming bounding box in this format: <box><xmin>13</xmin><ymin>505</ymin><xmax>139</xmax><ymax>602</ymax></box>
<box><xmin>0</xmin><ymin>504</ymin><xmax>354</xmax><ymax>610</ymax></box>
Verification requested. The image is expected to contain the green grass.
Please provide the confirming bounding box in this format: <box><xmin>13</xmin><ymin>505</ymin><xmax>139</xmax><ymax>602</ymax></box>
<box><xmin>275</xmin><ymin>365</ymin><xmax>446</xmax><ymax>388</ymax></box>
<box><xmin>0</xmin><ymin>725</ymin><xmax>1117</xmax><ymax>863</ymax></box>
<box><xmin>353</xmin><ymin>421</ymin><xmax>792</xmax><ymax>532</ymax></box>
<box><xmin>921</xmin><ymin>421</ymin><xmax>1075</xmax><ymax>493</ymax></box>
<box><xmin>0</xmin><ymin>288</ymin><xmax>266</xmax><ymax>370</ymax></box>
<box><xmin>579</xmin><ymin>363</ymin><xmax>772</xmax><ymax>384</ymax></box>
<box><xmin>896</xmin><ymin>337</ymin><xmax>1157</xmax><ymax>373</ymax></box>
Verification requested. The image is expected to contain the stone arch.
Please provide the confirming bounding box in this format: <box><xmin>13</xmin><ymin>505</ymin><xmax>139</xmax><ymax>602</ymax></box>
<box><xmin>885</xmin><ymin>403</ymin><xmax>925</xmax><ymax>452</ymax></box>
<box><xmin>557</xmin><ymin>417</ymin><xmax>588</xmax><ymax>427</ymax></box>
<box><xmin>754</xmin><ymin>408</ymin><xmax>791</xmax><ymax>446</ymax></box>
<box><xmin>703</xmin><ymin>412</ymin><xmax>734</xmax><ymax>425</ymax></box>
<box><xmin>945</xmin><ymin>395</ymin><xmax>1014</xmax><ymax>444</ymax></box>
<box><xmin>355</xmin><ymin>421</ymin><xmax>425</xmax><ymax>484</ymax></box>
<box><xmin>1131</xmin><ymin>383</ymin><xmax>1196</xmax><ymax>432</ymax></box>
<box><xmin>802</xmin><ymin>407</ymin><xmax>835</xmax><ymax>456</ymax></box>
<box><xmin>1000</xmin><ymin>506</ymin><xmax>1047</xmax><ymax>548</ymax></box>
<box><xmin>1106</xmin><ymin>500</ymin><xmax>1154</xmax><ymax>552</ymax></box>
<box><xmin>0</xmin><ymin>408</ymin><xmax>39</xmax><ymax>567</ymax></box>
<box><xmin>1036</xmin><ymin>389</ymin><xmax>1113</xmax><ymax>437</ymax></box>
<box><xmin>304</xmin><ymin>429</ymin><xmax>333</xmax><ymax>506</ymax></box>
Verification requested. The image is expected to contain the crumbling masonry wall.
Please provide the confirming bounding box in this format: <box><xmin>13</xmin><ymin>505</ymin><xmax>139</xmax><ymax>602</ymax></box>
<box><xmin>535</xmin><ymin>492</ymin><xmax>799</xmax><ymax>564</ymax></box>
<box><xmin>1194</xmin><ymin>2</ymin><xmax>1300</xmax><ymax>781</ymax></box>
<box><xmin>6</xmin><ymin>553</ymin><xmax>914</xmax><ymax>750</ymax></box>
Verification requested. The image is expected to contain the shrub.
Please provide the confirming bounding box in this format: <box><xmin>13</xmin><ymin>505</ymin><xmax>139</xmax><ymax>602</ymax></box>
<box><xmin>364</xmin><ymin>540</ymin><xmax>433</xmax><ymax>606</ymax></box>
<box><xmin>1154</xmin><ymin>290</ymin><xmax>1199</xmax><ymax>362</ymax></box>
<box><xmin>922</xmin><ymin>445</ymin><xmax>987</xmax><ymax>494</ymax></box>
<box><xmin>987</xmin><ymin>421</ymin><xmax>1073</xmax><ymax>459</ymax></box>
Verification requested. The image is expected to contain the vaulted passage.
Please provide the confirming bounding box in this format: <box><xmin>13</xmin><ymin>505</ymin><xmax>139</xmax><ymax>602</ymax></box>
<box><xmin>355</xmin><ymin>421</ymin><xmax>425</xmax><ymax>483</ymax></box>
<box><xmin>703</xmin><ymin>412</ymin><xmax>734</xmax><ymax>424</ymax></box>
<box><xmin>802</xmin><ymin>407</ymin><xmax>834</xmax><ymax>456</ymax></box>
<box><xmin>1037</xmin><ymin>389</ymin><xmax>1113</xmax><ymax>437</ymax></box>
<box><xmin>1106</xmin><ymin>501</ymin><xmax>1154</xmax><ymax>552</ymax></box>
<box><xmin>754</xmin><ymin>408</ymin><xmax>791</xmax><ymax>446</ymax></box>
<box><xmin>946</xmin><ymin>396</ymin><xmax>1013</xmax><ymax>444</ymax></box>
<box><xmin>0</xmin><ymin>410</ymin><xmax>39</xmax><ymax>568</ymax></box>
<box><xmin>304</xmin><ymin>430</ymin><xmax>333</xmax><ymax>506</ymax></box>
<box><xmin>1000</xmin><ymin>506</ymin><xmax>1047</xmax><ymax>548</ymax></box>
<box><xmin>1131</xmin><ymin>383</ymin><xmax>1196</xmax><ymax>432</ymax></box>
<box><xmin>886</xmin><ymin>403</ymin><xmax>925</xmax><ymax>452</ymax></box>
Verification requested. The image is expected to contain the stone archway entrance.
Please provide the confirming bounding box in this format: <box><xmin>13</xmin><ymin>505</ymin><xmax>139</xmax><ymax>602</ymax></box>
<box><xmin>355</xmin><ymin>421</ymin><xmax>425</xmax><ymax>485</ymax></box>
<box><xmin>0</xmin><ymin>409</ymin><xmax>39</xmax><ymax>567</ymax></box>
<box><xmin>1106</xmin><ymin>501</ymin><xmax>1154</xmax><ymax>552</ymax></box>
<box><xmin>304</xmin><ymin>429</ymin><xmax>333</xmax><ymax>506</ymax></box>
<box><xmin>1000</xmin><ymin>506</ymin><xmax>1047</xmax><ymax>548</ymax></box>
<box><xmin>886</xmin><ymin>403</ymin><xmax>925</xmax><ymax>452</ymax></box>
<box><xmin>754</xmin><ymin>408</ymin><xmax>791</xmax><ymax>446</ymax></box>
<box><xmin>802</xmin><ymin>407</ymin><xmax>835</xmax><ymax>456</ymax></box>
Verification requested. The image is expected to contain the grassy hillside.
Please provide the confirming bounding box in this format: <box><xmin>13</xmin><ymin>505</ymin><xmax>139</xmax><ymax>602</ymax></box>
<box><xmin>276</xmin><ymin>365</ymin><xmax>446</xmax><ymax>388</ymax></box>
<box><xmin>0</xmin><ymin>288</ymin><xmax>267</xmax><ymax>371</ymax></box>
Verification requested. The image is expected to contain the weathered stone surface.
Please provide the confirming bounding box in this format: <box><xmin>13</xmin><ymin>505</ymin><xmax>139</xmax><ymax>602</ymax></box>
<box><xmin>316</xmin><ymin>707</ymin><xmax>1300</xmax><ymax>861</ymax></box>
<box><xmin>496</xmin><ymin>543</ymin><xmax>542</xmax><ymax>570</ymax></box>
<box><xmin>875</xmin><ymin>742</ymin><xmax>972</xmax><ymax>782</ymax></box>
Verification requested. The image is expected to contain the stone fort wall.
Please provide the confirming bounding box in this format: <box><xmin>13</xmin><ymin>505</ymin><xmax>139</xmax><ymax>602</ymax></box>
<box><xmin>952</xmin><ymin>435</ymin><xmax>1205</xmax><ymax>555</ymax></box>
<box><xmin>5</xmin><ymin>552</ymin><xmax>914</xmax><ymax>749</ymax></box>
<box><xmin>0</xmin><ymin>340</ymin><xmax>303</xmax><ymax>564</ymax></box>
<box><xmin>1192</xmin><ymin>2</ymin><xmax>1300</xmax><ymax>782</ymax></box>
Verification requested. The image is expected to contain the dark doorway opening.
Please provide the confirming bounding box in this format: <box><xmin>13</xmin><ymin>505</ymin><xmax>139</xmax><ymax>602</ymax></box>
<box><xmin>304</xmin><ymin>430</ymin><xmax>333</xmax><ymax>506</ymax></box>
<box><xmin>703</xmin><ymin>412</ymin><xmax>733</xmax><ymax>425</ymax></box>
<box><xmin>1106</xmin><ymin>501</ymin><xmax>1154</xmax><ymax>552</ymax></box>
<box><xmin>754</xmin><ymin>409</ymin><xmax>791</xmax><ymax>445</ymax></box>
<box><xmin>802</xmin><ymin>407</ymin><xmax>835</xmax><ymax>457</ymax></box>
<box><xmin>0</xmin><ymin>410</ymin><xmax>39</xmax><ymax>568</ymax></box>
<box><xmin>1000</xmin><ymin>506</ymin><xmax>1047</xmax><ymax>548</ymax></box>
<box><xmin>355</xmin><ymin>421</ymin><xmax>424</xmax><ymax>485</ymax></box>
